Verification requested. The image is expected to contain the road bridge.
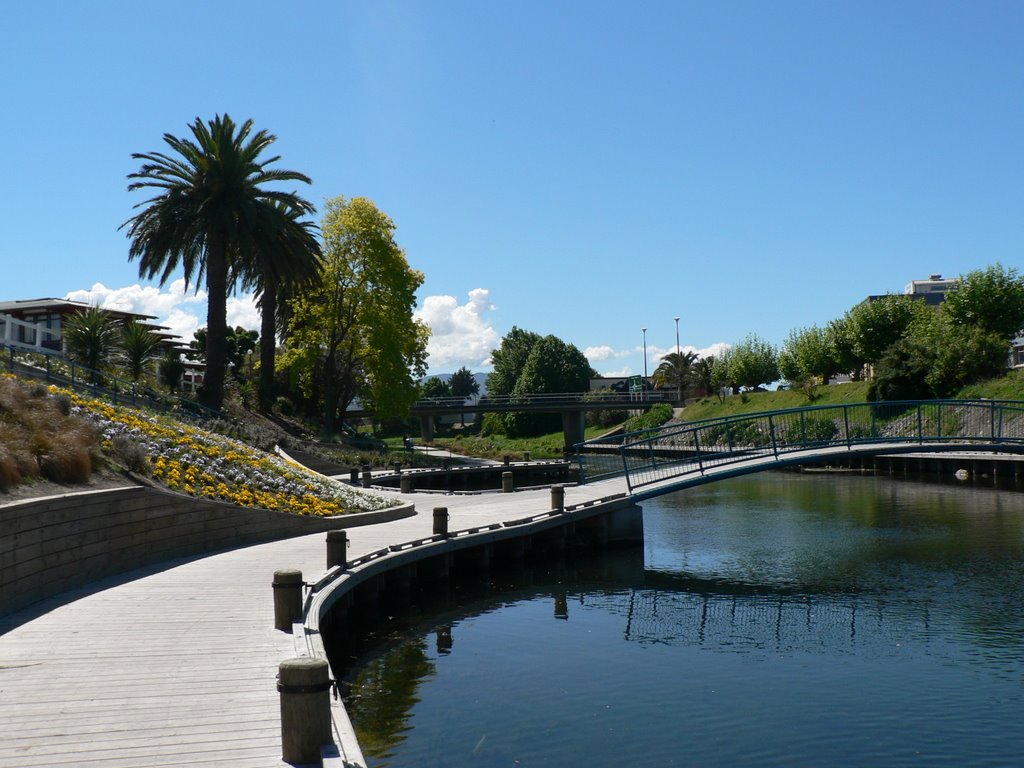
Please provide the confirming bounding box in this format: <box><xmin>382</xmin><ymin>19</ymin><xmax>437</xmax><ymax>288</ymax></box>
<box><xmin>348</xmin><ymin>391</ymin><xmax>673</xmax><ymax>444</ymax></box>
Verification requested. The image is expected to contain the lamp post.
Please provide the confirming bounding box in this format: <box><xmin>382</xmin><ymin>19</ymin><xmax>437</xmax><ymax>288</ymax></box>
<box><xmin>674</xmin><ymin>316</ymin><xmax>681</xmax><ymax>403</ymax></box>
<box><xmin>641</xmin><ymin>327</ymin><xmax>648</xmax><ymax>396</ymax></box>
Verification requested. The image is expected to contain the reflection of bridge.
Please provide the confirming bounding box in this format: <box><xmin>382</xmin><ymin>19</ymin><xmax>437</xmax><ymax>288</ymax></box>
<box><xmin>347</xmin><ymin>391</ymin><xmax>672</xmax><ymax>443</ymax></box>
<box><xmin>576</xmin><ymin>399</ymin><xmax>1024</xmax><ymax>497</ymax></box>
<box><xmin>577</xmin><ymin>584</ymin><xmax>936</xmax><ymax>656</ymax></box>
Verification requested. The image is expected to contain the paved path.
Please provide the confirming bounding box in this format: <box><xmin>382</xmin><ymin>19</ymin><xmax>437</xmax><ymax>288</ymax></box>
<box><xmin>0</xmin><ymin>479</ymin><xmax>624</xmax><ymax>768</ymax></box>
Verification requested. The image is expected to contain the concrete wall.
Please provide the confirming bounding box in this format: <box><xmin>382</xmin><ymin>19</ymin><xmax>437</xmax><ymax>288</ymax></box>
<box><xmin>1</xmin><ymin>485</ymin><xmax>411</xmax><ymax>618</ymax></box>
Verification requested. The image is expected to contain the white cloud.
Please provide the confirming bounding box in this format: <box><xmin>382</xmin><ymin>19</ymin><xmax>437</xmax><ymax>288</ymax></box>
<box><xmin>415</xmin><ymin>288</ymin><xmax>499</xmax><ymax>373</ymax></box>
<box><xmin>64</xmin><ymin>281</ymin><xmax>259</xmax><ymax>344</ymax></box>
<box><xmin>584</xmin><ymin>345</ymin><xmax>631</xmax><ymax>362</ymax></box>
<box><xmin>647</xmin><ymin>342</ymin><xmax>732</xmax><ymax>361</ymax></box>
<box><xmin>599</xmin><ymin>366</ymin><xmax>634</xmax><ymax>378</ymax></box>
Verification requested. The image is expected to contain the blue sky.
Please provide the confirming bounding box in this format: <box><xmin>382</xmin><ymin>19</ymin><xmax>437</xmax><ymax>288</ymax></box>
<box><xmin>3</xmin><ymin>1</ymin><xmax>1022</xmax><ymax>376</ymax></box>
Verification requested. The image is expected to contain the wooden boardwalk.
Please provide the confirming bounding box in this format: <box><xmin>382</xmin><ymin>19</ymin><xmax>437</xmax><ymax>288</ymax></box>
<box><xmin>0</xmin><ymin>480</ymin><xmax>624</xmax><ymax>768</ymax></box>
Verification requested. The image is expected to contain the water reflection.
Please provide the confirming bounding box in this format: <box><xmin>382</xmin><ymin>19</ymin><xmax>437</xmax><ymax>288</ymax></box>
<box><xmin>329</xmin><ymin>473</ymin><xmax>1024</xmax><ymax>768</ymax></box>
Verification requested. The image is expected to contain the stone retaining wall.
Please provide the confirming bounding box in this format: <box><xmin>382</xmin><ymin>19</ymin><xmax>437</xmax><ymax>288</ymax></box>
<box><xmin>1</xmin><ymin>485</ymin><xmax>413</xmax><ymax>617</ymax></box>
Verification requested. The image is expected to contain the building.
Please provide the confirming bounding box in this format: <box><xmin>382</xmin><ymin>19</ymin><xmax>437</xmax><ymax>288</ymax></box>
<box><xmin>903</xmin><ymin>274</ymin><xmax>961</xmax><ymax>304</ymax></box>
<box><xmin>0</xmin><ymin>297</ymin><xmax>188</xmax><ymax>368</ymax></box>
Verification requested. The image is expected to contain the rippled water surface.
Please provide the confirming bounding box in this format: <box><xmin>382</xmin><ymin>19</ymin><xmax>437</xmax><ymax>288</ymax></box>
<box><xmin>327</xmin><ymin>473</ymin><xmax>1024</xmax><ymax>767</ymax></box>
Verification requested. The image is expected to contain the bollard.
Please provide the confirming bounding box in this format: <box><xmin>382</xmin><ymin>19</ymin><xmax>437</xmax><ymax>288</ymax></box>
<box><xmin>433</xmin><ymin>506</ymin><xmax>449</xmax><ymax>536</ymax></box>
<box><xmin>361</xmin><ymin>464</ymin><xmax>372</xmax><ymax>488</ymax></box>
<box><xmin>524</xmin><ymin>451</ymin><xmax>530</xmax><ymax>462</ymax></box>
<box><xmin>278</xmin><ymin>657</ymin><xmax>332</xmax><ymax>764</ymax></box>
<box><xmin>502</xmin><ymin>471</ymin><xmax>514</xmax><ymax>493</ymax></box>
<box><xmin>326</xmin><ymin>530</ymin><xmax>348</xmax><ymax>569</ymax></box>
<box><xmin>393</xmin><ymin>462</ymin><xmax>402</xmax><ymax>474</ymax></box>
<box><xmin>400</xmin><ymin>474</ymin><xmax>414</xmax><ymax>493</ymax></box>
<box><xmin>272</xmin><ymin>570</ymin><xmax>303</xmax><ymax>631</ymax></box>
<box><xmin>503</xmin><ymin>454</ymin><xmax>511</xmax><ymax>466</ymax></box>
<box><xmin>551</xmin><ymin>484</ymin><xmax>565</xmax><ymax>512</ymax></box>
<box><xmin>349</xmin><ymin>467</ymin><xmax>359</xmax><ymax>484</ymax></box>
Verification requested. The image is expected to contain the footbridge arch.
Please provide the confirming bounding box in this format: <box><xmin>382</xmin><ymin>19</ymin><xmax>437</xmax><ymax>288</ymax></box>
<box><xmin>575</xmin><ymin>399</ymin><xmax>1024</xmax><ymax>500</ymax></box>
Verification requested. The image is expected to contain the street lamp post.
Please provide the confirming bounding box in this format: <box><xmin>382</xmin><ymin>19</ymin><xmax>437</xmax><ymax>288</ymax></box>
<box><xmin>674</xmin><ymin>316</ymin><xmax>681</xmax><ymax>403</ymax></box>
<box><xmin>641</xmin><ymin>327</ymin><xmax>648</xmax><ymax>396</ymax></box>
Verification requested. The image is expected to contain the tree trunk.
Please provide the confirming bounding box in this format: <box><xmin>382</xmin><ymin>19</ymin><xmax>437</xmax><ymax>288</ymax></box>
<box><xmin>203</xmin><ymin>237</ymin><xmax>228</xmax><ymax>411</ymax></box>
<box><xmin>258</xmin><ymin>277</ymin><xmax>278</xmax><ymax>412</ymax></box>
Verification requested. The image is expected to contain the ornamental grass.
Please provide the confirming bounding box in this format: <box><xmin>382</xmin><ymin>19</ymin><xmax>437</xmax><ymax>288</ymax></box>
<box><xmin>0</xmin><ymin>375</ymin><xmax>96</xmax><ymax>490</ymax></box>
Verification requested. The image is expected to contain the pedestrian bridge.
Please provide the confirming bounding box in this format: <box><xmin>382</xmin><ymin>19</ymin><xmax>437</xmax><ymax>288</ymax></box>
<box><xmin>575</xmin><ymin>399</ymin><xmax>1024</xmax><ymax>499</ymax></box>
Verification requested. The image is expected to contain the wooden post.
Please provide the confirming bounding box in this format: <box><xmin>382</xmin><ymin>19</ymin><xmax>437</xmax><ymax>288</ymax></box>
<box><xmin>278</xmin><ymin>657</ymin><xmax>332</xmax><ymax>764</ymax></box>
<box><xmin>400</xmin><ymin>474</ymin><xmax>414</xmax><ymax>493</ymax></box>
<box><xmin>349</xmin><ymin>467</ymin><xmax>359</xmax><ymax>484</ymax></box>
<box><xmin>502</xmin><ymin>471</ymin><xmax>514</xmax><ymax>493</ymax></box>
<box><xmin>326</xmin><ymin>530</ymin><xmax>348</xmax><ymax>569</ymax></box>
<box><xmin>272</xmin><ymin>570</ymin><xmax>303</xmax><ymax>631</ymax></box>
<box><xmin>433</xmin><ymin>506</ymin><xmax>449</xmax><ymax>536</ymax></box>
<box><xmin>551</xmin><ymin>484</ymin><xmax>565</xmax><ymax>512</ymax></box>
<box><xmin>524</xmin><ymin>451</ymin><xmax>531</xmax><ymax>462</ymax></box>
<box><xmin>361</xmin><ymin>464</ymin><xmax>372</xmax><ymax>488</ymax></box>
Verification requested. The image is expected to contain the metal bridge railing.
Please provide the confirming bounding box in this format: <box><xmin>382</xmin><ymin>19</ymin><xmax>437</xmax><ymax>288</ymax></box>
<box><xmin>576</xmin><ymin>399</ymin><xmax>1024</xmax><ymax>490</ymax></box>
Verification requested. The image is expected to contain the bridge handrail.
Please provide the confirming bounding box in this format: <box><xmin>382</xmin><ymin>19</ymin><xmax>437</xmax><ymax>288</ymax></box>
<box><xmin>575</xmin><ymin>398</ymin><xmax>1024</xmax><ymax>489</ymax></box>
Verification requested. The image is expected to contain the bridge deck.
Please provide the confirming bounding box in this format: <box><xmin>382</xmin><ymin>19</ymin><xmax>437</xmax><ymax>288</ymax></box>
<box><xmin>0</xmin><ymin>480</ymin><xmax>625</xmax><ymax>768</ymax></box>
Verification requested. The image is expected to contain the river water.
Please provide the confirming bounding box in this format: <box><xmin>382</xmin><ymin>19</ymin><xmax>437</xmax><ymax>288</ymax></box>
<box><xmin>328</xmin><ymin>472</ymin><xmax>1024</xmax><ymax>767</ymax></box>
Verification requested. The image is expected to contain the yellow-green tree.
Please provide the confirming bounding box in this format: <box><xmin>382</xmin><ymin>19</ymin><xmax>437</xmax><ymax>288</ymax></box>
<box><xmin>283</xmin><ymin>196</ymin><xmax>429</xmax><ymax>434</ymax></box>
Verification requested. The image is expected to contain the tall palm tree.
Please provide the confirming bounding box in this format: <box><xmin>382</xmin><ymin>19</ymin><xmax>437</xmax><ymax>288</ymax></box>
<box><xmin>122</xmin><ymin>114</ymin><xmax>316</xmax><ymax>411</ymax></box>
<box><xmin>652</xmin><ymin>350</ymin><xmax>698</xmax><ymax>404</ymax></box>
<box><xmin>236</xmin><ymin>201</ymin><xmax>321</xmax><ymax>411</ymax></box>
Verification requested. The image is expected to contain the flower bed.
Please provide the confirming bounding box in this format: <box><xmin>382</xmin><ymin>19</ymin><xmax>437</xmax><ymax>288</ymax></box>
<box><xmin>62</xmin><ymin>386</ymin><xmax>397</xmax><ymax>517</ymax></box>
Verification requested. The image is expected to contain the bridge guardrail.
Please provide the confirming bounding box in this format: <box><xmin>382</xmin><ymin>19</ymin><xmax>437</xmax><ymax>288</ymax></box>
<box><xmin>575</xmin><ymin>399</ymin><xmax>1024</xmax><ymax>490</ymax></box>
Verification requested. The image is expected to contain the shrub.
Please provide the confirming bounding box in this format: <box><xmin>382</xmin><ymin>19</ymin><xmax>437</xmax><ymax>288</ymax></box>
<box><xmin>623</xmin><ymin>403</ymin><xmax>674</xmax><ymax>433</ymax></box>
<box><xmin>110</xmin><ymin>434</ymin><xmax>150</xmax><ymax>475</ymax></box>
<box><xmin>786</xmin><ymin>416</ymin><xmax>838</xmax><ymax>444</ymax></box>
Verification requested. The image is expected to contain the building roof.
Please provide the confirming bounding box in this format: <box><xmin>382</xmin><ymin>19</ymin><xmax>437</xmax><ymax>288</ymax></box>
<box><xmin>0</xmin><ymin>297</ymin><xmax>158</xmax><ymax>321</ymax></box>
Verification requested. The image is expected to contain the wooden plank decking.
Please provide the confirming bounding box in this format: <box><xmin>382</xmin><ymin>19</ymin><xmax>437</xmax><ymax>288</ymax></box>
<box><xmin>0</xmin><ymin>481</ymin><xmax>624</xmax><ymax>768</ymax></box>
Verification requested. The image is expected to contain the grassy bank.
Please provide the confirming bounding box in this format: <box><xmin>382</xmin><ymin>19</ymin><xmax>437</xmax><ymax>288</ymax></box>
<box><xmin>678</xmin><ymin>381</ymin><xmax>872</xmax><ymax>422</ymax></box>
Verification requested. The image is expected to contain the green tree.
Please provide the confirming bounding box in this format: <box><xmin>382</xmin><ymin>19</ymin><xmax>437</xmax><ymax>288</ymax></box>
<box><xmin>778</xmin><ymin>325</ymin><xmax>837</xmax><ymax>399</ymax></box>
<box><xmin>64</xmin><ymin>307</ymin><xmax>119</xmax><ymax>375</ymax></box>
<box><xmin>943</xmin><ymin>263</ymin><xmax>1024</xmax><ymax>340</ymax></box>
<box><xmin>482</xmin><ymin>327</ymin><xmax>543</xmax><ymax>436</ymax></box>
<box><xmin>652</xmin><ymin>350</ymin><xmax>698</xmax><ymax>404</ymax></box>
<box><xmin>710</xmin><ymin>348</ymin><xmax>735</xmax><ymax>401</ymax></box>
<box><xmin>283</xmin><ymin>196</ymin><xmax>429</xmax><ymax>434</ymax></box>
<box><xmin>824</xmin><ymin>316</ymin><xmax>862</xmax><ymax>379</ymax></box>
<box><xmin>486</xmin><ymin>327</ymin><xmax>543</xmax><ymax>398</ymax></box>
<box><xmin>188</xmin><ymin>326</ymin><xmax>258</xmax><ymax>379</ymax></box>
<box><xmin>846</xmin><ymin>294</ymin><xmax>929</xmax><ymax>368</ymax></box>
<box><xmin>729</xmin><ymin>334</ymin><xmax>779</xmax><ymax>390</ymax></box>
<box><xmin>123</xmin><ymin>114</ymin><xmax>316</xmax><ymax>411</ymax></box>
<box><xmin>119</xmin><ymin>320</ymin><xmax>163</xmax><ymax>382</ymax></box>
<box><xmin>421</xmin><ymin>377</ymin><xmax>451</xmax><ymax>398</ymax></box>
<box><xmin>504</xmin><ymin>335</ymin><xmax>594</xmax><ymax>436</ymax></box>
<box><xmin>448</xmin><ymin>366</ymin><xmax>480</xmax><ymax>399</ymax></box>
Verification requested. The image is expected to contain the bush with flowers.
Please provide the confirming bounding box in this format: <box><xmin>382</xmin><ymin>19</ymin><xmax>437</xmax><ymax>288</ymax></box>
<box><xmin>54</xmin><ymin>383</ymin><xmax>397</xmax><ymax>517</ymax></box>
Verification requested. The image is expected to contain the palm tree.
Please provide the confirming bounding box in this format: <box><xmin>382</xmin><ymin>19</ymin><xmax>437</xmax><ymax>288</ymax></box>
<box><xmin>652</xmin><ymin>350</ymin><xmax>698</xmax><ymax>404</ymax></box>
<box><xmin>122</xmin><ymin>114</ymin><xmax>316</xmax><ymax>411</ymax></box>
<box><xmin>236</xmin><ymin>201</ymin><xmax>321</xmax><ymax>411</ymax></box>
<box><xmin>64</xmin><ymin>307</ymin><xmax>120</xmax><ymax>377</ymax></box>
<box><xmin>158</xmin><ymin>349</ymin><xmax>186</xmax><ymax>394</ymax></box>
<box><xmin>692</xmin><ymin>355</ymin><xmax>716</xmax><ymax>398</ymax></box>
<box><xmin>120</xmin><ymin>320</ymin><xmax>163</xmax><ymax>382</ymax></box>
